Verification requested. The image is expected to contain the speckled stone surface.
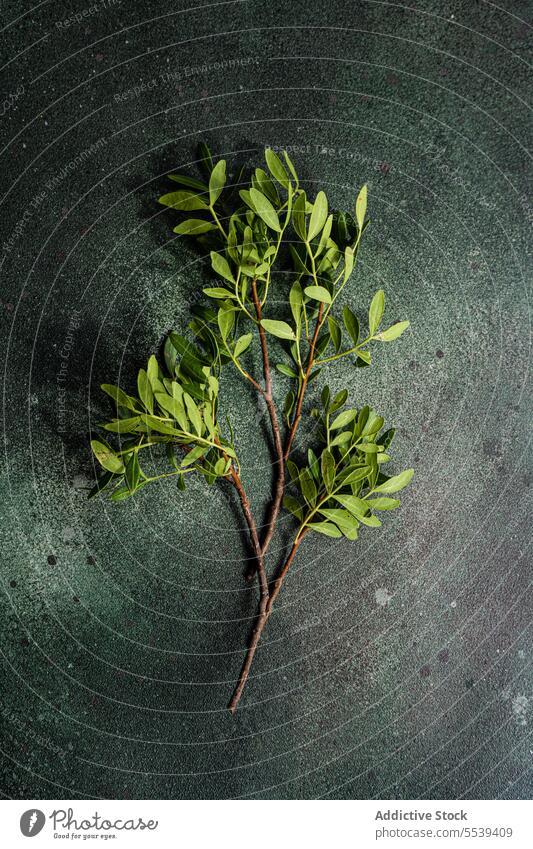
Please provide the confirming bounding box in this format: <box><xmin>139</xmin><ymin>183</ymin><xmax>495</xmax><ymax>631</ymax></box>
<box><xmin>0</xmin><ymin>0</ymin><xmax>531</xmax><ymax>799</ymax></box>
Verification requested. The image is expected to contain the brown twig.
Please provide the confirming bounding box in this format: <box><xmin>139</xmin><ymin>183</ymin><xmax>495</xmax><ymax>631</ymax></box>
<box><xmin>228</xmin><ymin>300</ymin><xmax>325</xmax><ymax>710</ymax></box>
<box><xmin>228</xmin><ymin>529</ymin><xmax>308</xmax><ymax>712</ymax></box>
<box><xmin>285</xmin><ymin>303</ymin><xmax>325</xmax><ymax>458</ymax></box>
<box><xmin>250</xmin><ymin>280</ymin><xmax>285</xmax><ymax>557</ymax></box>
<box><xmin>227</xmin><ymin>464</ymin><xmax>271</xmax><ymax>714</ymax></box>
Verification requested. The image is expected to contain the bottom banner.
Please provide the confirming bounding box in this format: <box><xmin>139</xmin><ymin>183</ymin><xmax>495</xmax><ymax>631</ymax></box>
<box><xmin>1</xmin><ymin>799</ymin><xmax>530</xmax><ymax>848</ymax></box>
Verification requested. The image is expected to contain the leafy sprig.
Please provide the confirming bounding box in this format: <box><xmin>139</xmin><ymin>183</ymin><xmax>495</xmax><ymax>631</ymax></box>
<box><xmin>90</xmin><ymin>144</ymin><xmax>413</xmax><ymax>712</ymax></box>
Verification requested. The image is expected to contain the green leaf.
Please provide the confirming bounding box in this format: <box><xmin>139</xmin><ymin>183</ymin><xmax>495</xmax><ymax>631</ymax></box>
<box><xmin>203</xmin><ymin>403</ymin><xmax>216</xmax><ymax>437</ymax></box>
<box><xmin>254</xmin><ymin>167</ymin><xmax>279</xmax><ymax>205</ymax></box>
<box><xmin>341</xmin><ymin>466</ymin><xmax>371</xmax><ymax>485</ymax></box>
<box><xmin>183</xmin><ymin>393</ymin><xmax>203</xmax><ymax>436</ymax></box>
<box><xmin>380</xmin><ymin>428</ymin><xmax>396</xmax><ymax>450</ymax></box>
<box><xmin>321</xmin><ymin>385</ymin><xmax>331</xmax><ymax>410</ymax></box>
<box><xmin>287</xmin><ymin>459</ymin><xmax>300</xmax><ymax>482</ymax></box>
<box><xmin>369</xmin><ymin>289</ymin><xmax>385</xmax><ymax>335</ymax></box>
<box><xmin>358</xmin><ymin>512</ymin><xmax>382</xmax><ymax>527</ymax></box>
<box><xmin>330</xmin><ymin>388</ymin><xmax>348</xmax><ymax>413</ymax></box>
<box><xmin>307</xmin><ymin>521</ymin><xmax>342</xmax><ymax>538</ymax></box>
<box><xmin>174</xmin><ymin>219</ymin><xmax>217</xmax><ymax>235</ymax></box>
<box><xmin>110</xmin><ymin>486</ymin><xmax>136</xmax><ymax>501</ymax></box>
<box><xmin>210</xmin><ymin>251</ymin><xmax>235</xmax><ymax>284</ymax></box>
<box><xmin>177</xmin><ymin>472</ymin><xmax>186</xmax><ymax>491</ymax></box>
<box><xmin>344</xmin><ymin>246</ymin><xmax>354</xmax><ymax>282</ymax></box>
<box><xmin>356</xmin><ymin>349</ymin><xmax>371</xmax><ymax>365</ymax></box>
<box><xmin>366</xmin><ymin>497</ymin><xmax>400</xmax><ymax>510</ymax></box>
<box><xmin>166</xmin><ymin>443</ymin><xmax>180</xmax><ymax>471</ymax></box>
<box><xmin>355</xmin><ymin>184</ymin><xmax>367</xmax><ymax>231</ymax></box>
<box><xmin>125</xmin><ymin>453</ymin><xmax>141</xmax><ymax>492</ymax></box>
<box><xmin>102</xmin><ymin>416</ymin><xmax>142</xmax><ymax>433</ymax></box>
<box><xmin>317</xmin><ymin>213</ymin><xmax>333</xmax><ymax>255</ymax></box>
<box><xmin>283</xmin><ymin>150</ymin><xmax>299</xmax><ymax>187</ymax></box>
<box><xmin>283</xmin><ymin>495</ymin><xmax>304</xmax><ymax>521</ymax></box>
<box><xmin>249</xmin><ymin>187</ymin><xmax>281</xmax><ymax>232</ymax></box>
<box><xmin>276</xmin><ymin>363</ymin><xmax>298</xmax><ymax>378</ymax></box>
<box><xmin>91</xmin><ymin>440</ymin><xmax>125</xmax><ymax>474</ymax></box>
<box><xmin>163</xmin><ymin>336</ymin><xmax>178</xmax><ymax>377</ymax></box>
<box><xmin>292</xmin><ymin>191</ymin><xmax>307</xmax><ymax>240</ymax></box>
<box><xmin>155</xmin><ymin>393</ymin><xmax>189</xmax><ymax>430</ymax></box>
<box><xmin>299</xmin><ymin>468</ymin><xmax>317</xmax><ymax>505</ymax></box>
<box><xmin>203</xmin><ymin>287</ymin><xmax>235</xmax><ymax>299</ymax></box>
<box><xmin>181</xmin><ymin>444</ymin><xmax>209</xmax><ymax>467</ymax></box>
<box><xmin>101</xmin><ymin>384</ymin><xmax>139</xmax><ymax>413</ymax></box>
<box><xmin>214</xmin><ymin>456</ymin><xmax>228</xmax><ymax>476</ymax></box>
<box><xmin>168</xmin><ymin>174</ymin><xmax>207</xmax><ymax>191</ymax></box>
<box><xmin>374</xmin><ymin>320</ymin><xmax>410</xmax><ymax>342</ymax></box>
<box><xmin>308</xmin><ymin>448</ymin><xmax>320</xmax><ymax>481</ymax></box>
<box><xmin>260</xmin><ymin>319</ymin><xmax>296</xmax><ymax>341</ymax></box>
<box><xmin>217</xmin><ymin>304</ymin><xmax>234</xmax><ymax>341</ymax></box>
<box><xmin>198</xmin><ymin>141</ymin><xmax>214</xmax><ymax>174</ymax></box>
<box><xmin>304</xmin><ymin>285</ymin><xmax>332</xmax><ymax>304</ymax></box>
<box><xmin>333</xmin><ymin>494</ymin><xmax>368</xmax><ymax>518</ymax></box>
<box><xmin>136</xmin><ymin>369</ymin><xmax>154</xmax><ymax>414</ymax></box>
<box><xmin>321</xmin><ymin>448</ymin><xmax>335</xmax><ymax>493</ymax></box>
<box><xmin>234</xmin><ymin>333</ymin><xmax>252</xmax><ymax>358</ymax></box>
<box><xmin>140</xmin><ymin>415</ymin><xmax>181</xmax><ymax>436</ymax></box>
<box><xmin>307</xmin><ymin>190</ymin><xmax>328</xmax><ymax>241</ymax></box>
<box><xmin>265</xmin><ymin>148</ymin><xmax>290</xmax><ymax>188</ymax></box>
<box><xmin>330</xmin><ymin>409</ymin><xmax>357</xmax><ymax>430</ymax></box>
<box><xmin>158</xmin><ymin>190</ymin><xmax>209</xmax><ymax>211</ymax></box>
<box><xmin>358</xmin><ymin>443</ymin><xmax>381</xmax><ymax>454</ymax></box>
<box><xmin>209</xmin><ymin>159</ymin><xmax>226</xmax><ymax>205</ymax></box>
<box><xmin>342</xmin><ymin>306</ymin><xmax>359</xmax><ymax>346</ymax></box>
<box><xmin>147</xmin><ymin>355</ymin><xmax>160</xmax><ymax>389</ymax></box>
<box><xmin>318</xmin><ymin>508</ymin><xmax>359</xmax><ymax>540</ymax></box>
<box><xmin>328</xmin><ymin>317</ymin><xmax>342</xmax><ymax>353</ymax></box>
<box><xmin>284</xmin><ymin>390</ymin><xmax>295</xmax><ymax>420</ymax></box>
<box><xmin>289</xmin><ymin>280</ymin><xmax>303</xmax><ymax>329</ymax></box>
<box><xmin>330</xmin><ymin>430</ymin><xmax>352</xmax><ymax>447</ymax></box>
<box><xmin>357</xmin><ymin>442</ymin><xmax>383</xmax><ymax>454</ymax></box>
<box><xmin>373</xmin><ymin>468</ymin><xmax>414</xmax><ymax>494</ymax></box>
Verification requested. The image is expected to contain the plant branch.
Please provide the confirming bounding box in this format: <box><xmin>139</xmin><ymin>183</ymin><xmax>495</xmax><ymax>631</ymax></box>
<box><xmin>228</xmin><ymin>528</ymin><xmax>308</xmax><ymax>712</ymax></box>
<box><xmin>250</xmin><ymin>281</ymin><xmax>285</xmax><ymax>559</ymax></box>
<box><xmin>285</xmin><ymin>302</ymin><xmax>325</xmax><ymax>458</ymax></box>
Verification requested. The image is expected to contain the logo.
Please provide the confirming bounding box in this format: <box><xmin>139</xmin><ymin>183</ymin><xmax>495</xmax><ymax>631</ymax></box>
<box><xmin>20</xmin><ymin>810</ymin><xmax>46</xmax><ymax>837</ymax></box>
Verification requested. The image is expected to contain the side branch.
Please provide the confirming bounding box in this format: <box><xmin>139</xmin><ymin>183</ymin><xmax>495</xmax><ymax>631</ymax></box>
<box><xmin>228</xmin><ymin>466</ymin><xmax>266</xmax><ymax>591</ymax></box>
<box><xmin>251</xmin><ymin>281</ymin><xmax>286</xmax><ymax>557</ymax></box>
<box><xmin>285</xmin><ymin>303</ymin><xmax>325</xmax><ymax>458</ymax></box>
<box><xmin>227</xmin><ymin>465</ymin><xmax>271</xmax><ymax>714</ymax></box>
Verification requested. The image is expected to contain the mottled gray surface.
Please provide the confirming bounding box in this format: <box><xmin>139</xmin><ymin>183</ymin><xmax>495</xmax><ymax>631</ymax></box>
<box><xmin>0</xmin><ymin>0</ymin><xmax>531</xmax><ymax>799</ymax></box>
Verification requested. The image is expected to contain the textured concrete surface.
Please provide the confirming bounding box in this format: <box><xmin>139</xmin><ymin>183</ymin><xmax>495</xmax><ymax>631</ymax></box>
<box><xmin>0</xmin><ymin>0</ymin><xmax>531</xmax><ymax>799</ymax></box>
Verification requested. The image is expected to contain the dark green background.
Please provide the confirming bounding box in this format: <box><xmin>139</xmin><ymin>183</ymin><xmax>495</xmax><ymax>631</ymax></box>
<box><xmin>1</xmin><ymin>0</ymin><xmax>531</xmax><ymax>799</ymax></box>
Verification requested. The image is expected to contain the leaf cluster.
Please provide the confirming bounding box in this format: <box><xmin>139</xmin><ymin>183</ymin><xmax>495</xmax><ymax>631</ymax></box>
<box><xmin>92</xmin><ymin>143</ymin><xmax>414</xmax><ymax>526</ymax></box>
<box><xmin>284</xmin><ymin>386</ymin><xmax>413</xmax><ymax>539</ymax></box>
<box><xmin>90</xmin><ymin>342</ymin><xmax>236</xmax><ymax>500</ymax></box>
